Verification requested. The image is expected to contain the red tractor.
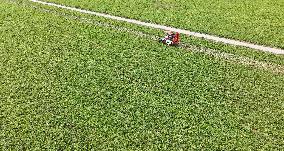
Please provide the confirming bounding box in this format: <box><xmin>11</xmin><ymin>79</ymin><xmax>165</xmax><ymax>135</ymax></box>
<box><xmin>159</xmin><ymin>31</ymin><xmax>180</xmax><ymax>46</ymax></box>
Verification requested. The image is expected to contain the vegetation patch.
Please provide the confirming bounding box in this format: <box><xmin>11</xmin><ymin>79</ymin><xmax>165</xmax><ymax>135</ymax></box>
<box><xmin>1</xmin><ymin>1</ymin><xmax>284</xmax><ymax>150</ymax></box>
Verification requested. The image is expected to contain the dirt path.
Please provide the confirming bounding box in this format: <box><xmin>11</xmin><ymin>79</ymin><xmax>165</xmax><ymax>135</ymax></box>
<box><xmin>30</xmin><ymin>0</ymin><xmax>284</xmax><ymax>55</ymax></box>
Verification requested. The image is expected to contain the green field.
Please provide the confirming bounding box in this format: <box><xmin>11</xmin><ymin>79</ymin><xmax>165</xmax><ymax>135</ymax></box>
<box><xmin>43</xmin><ymin>0</ymin><xmax>284</xmax><ymax>49</ymax></box>
<box><xmin>1</xmin><ymin>0</ymin><xmax>284</xmax><ymax>150</ymax></box>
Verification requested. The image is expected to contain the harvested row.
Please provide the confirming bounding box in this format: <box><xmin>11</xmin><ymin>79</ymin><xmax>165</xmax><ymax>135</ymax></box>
<box><xmin>29</xmin><ymin>5</ymin><xmax>284</xmax><ymax>74</ymax></box>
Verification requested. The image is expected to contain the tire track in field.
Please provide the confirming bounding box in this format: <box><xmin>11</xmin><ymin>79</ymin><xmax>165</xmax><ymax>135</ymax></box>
<box><xmin>19</xmin><ymin>4</ymin><xmax>284</xmax><ymax>74</ymax></box>
<box><xmin>29</xmin><ymin>0</ymin><xmax>284</xmax><ymax>55</ymax></box>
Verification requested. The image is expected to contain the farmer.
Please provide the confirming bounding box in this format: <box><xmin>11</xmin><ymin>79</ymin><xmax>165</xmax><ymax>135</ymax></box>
<box><xmin>165</xmin><ymin>31</ymin><xmax>176</xmax><ymax>40</ymax></box>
